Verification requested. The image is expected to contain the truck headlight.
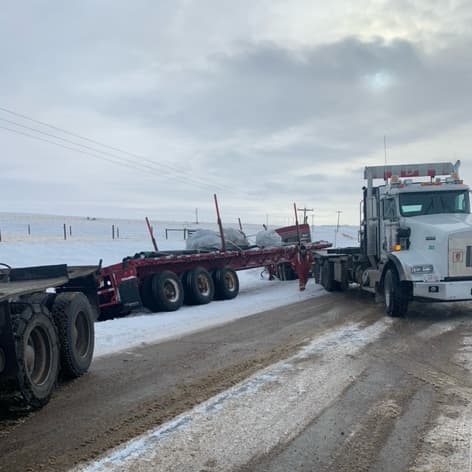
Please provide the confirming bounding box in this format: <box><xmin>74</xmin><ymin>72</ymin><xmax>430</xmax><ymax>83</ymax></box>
<box><xmin>411</xmin><ymin>264</ymin><xmax>434</xmax><ymax>274</ymax></box>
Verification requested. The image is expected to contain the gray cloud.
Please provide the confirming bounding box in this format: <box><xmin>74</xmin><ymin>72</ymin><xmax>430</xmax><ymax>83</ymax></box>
<box><xmin>1</xmin><ymin>2</ymin><xmax>472</xmax><ymax>225</ymax></box>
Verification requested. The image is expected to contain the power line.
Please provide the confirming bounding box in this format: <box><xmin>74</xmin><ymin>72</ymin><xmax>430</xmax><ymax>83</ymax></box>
<box><xmin>0</xmin><ymin>105</ymin><xmax>240</xmax><ymax>194</ymax></box>
<box><xmin>0</xmin><ymin>116</ymin><xmax>226</xmax><ymax>191</ymax></box>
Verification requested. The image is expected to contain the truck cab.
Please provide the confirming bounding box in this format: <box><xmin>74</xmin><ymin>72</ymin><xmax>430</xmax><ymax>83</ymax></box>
<box><xmin>314</xmin><ymin>160</ymin><xmax>472</xmax><ymax>316</ymax></box>
<box><xmin>364</xmin><ymin>161</ymin><xmax>472</xmax><ymax>314</ymax></box>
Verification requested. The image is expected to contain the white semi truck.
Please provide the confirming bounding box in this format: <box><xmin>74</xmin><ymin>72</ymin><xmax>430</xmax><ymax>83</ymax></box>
<box><xmin>313</xmin><ymin>161</ymin><xmax>472</xmax><ymax>316</ymax></box>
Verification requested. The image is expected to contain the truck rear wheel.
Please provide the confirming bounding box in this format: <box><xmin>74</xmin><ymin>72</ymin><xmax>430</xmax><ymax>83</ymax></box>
<box><xmin>141</xmin><ymin>271</ymin><xmax>184</xmax><ymax>312</ymax></box>
<box><xmin>213</xmin><ymin>267</ymin><xmax>239</xmax><ymax>300</ymax></box>
<box><xmin>384</xmin><ymin>268</ymin><xmax>409</xmax><ymax>317</ymax></box>
<box><xmin>52</xmin><ymin>292</ymin><xmax>95</xmax><ymax>378</ymax></box>
<box><xmin>183</xmin><ymin>267</ymin><xmax>214</xmax><ymax>305</ymax></box>
<box><xmin>12</xmin><ymin>306</ymin><xmax>59</xmax><ymax>408</ymax></box>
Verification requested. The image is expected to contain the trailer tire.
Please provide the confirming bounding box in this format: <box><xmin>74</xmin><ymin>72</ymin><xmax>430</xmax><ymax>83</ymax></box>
<box><xmin>12</xmin><ymin>305</ymin><xmax>59</xmax><ymax>408</ymax></box>
<box><xmin>52</xmin><ymin>292</ymin><xmax>95</xmax><ymax>379</ymax></box>
<box><xmin>183</xmin><ymin>267</ymin><xmax>214</xmax><ymax>305</ymax></box>
<box><xmin>384</xmin><ymin>268</ymin><xmax>408</xmax><ymax>317</ymax></box>
<box><xmin>276</xmin><ymin>263</ymin><xmax>297</xmax><ymax>281</ymax></box>
<box><xmin>213</xmin><ymin>267</ymin><xmax>239</xmax><ymax>300</ymax></box>
<box><xmin>151</xmin><ymin>271</ymin><xmax>184</xmax><ymax>312</ymax></box>
<box><xmin>140</xmin><ymin>276</ymin><xmax>155</xmax><ymax>311</ymax></box>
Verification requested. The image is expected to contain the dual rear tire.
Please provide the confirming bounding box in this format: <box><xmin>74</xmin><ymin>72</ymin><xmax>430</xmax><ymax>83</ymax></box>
<box><xmin>140</xmin><ymin>267</ymin><xmax>240</xmax><ymax>312</ymax></box>
<box><xmin>141</xmin><ymin>271</ymin><xmax>184</xmax><ymax>312</ymax></box>
<box><xmin>11</xmin><ymin>292</ymin><xmax>95</xmax><ymax>408</ymax></box>
<box><xmin>182</xmin><ymin>267</ymin><xmax>239</xmax><ymax>304</ymax></box>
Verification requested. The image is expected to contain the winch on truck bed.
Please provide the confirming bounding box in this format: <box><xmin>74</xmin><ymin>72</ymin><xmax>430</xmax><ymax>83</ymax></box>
<box><xmin>313</xmin><ymin>160</ymin><xmax>472</xmax><ymax>316</ymax></box>
<box><xmin>0</xmin><ymin>264</ymin><xmax>98</xmax><ymax>408</ymax></box>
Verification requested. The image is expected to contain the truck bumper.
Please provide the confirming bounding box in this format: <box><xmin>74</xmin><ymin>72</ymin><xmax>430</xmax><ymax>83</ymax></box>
<box><xmin>413</xmin><ymin>281</ymin><xmax>472</xmax><ymax>301</ymax></box>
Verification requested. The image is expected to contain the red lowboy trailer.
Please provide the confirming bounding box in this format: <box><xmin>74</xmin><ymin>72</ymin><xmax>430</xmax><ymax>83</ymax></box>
<box><xmin>97</xmin><ymin>235</ymin><xmax>332</xmax><ymax>319</ymax></box>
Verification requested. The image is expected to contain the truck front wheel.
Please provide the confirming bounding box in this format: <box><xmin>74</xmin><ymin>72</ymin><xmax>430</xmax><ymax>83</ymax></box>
<box><xmin>384</xmin><ymin>268</ymin><xmax>409</xmax><ymax>317</ymax></box>
<box><xmin>12</xmin><ymin>306</ymin><xmax>59</xmax><ymax>408</ymax></box>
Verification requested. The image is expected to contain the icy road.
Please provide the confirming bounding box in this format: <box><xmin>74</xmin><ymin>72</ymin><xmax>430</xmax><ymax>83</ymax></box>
<box><xmin>1</xmin><ymin>218</ymin><xmax>472</xmax><ymax>471</ymax></box>
<box><xmin>2</xmin><ymin>292</ymin><xmax>472</xmax><ymax>472</ymax></box>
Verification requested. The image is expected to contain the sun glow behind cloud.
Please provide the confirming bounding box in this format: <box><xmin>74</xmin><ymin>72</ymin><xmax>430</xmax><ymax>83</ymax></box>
<box><xmin>364</xmin><ymin>71</ymin><xmax>395</xmax><ymax>92</ymax></box>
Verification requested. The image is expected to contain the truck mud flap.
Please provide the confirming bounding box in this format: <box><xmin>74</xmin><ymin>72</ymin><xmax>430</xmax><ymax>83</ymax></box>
<box><xmin>118</xmin><ymin>278</ymin><xmax>142</xmax><ymax>310</ymax></box>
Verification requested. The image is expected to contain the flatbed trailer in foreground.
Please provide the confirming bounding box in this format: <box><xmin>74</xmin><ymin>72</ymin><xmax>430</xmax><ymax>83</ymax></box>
<box><xmin>98</xmin><ymin>237</ymin><xmax>331</xmax><ymax>319</ymax></box>
<box><xmin>0</xmin><ymin>264</ymin><xmax>98</xmax><ymax>408</ymax></box>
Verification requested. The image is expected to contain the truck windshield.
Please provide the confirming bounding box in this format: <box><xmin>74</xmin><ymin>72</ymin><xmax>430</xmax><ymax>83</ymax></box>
<box><xmin>399</xmin><ymin>190</ymin><xmax>470</xmax><ymax>216</ymax></box>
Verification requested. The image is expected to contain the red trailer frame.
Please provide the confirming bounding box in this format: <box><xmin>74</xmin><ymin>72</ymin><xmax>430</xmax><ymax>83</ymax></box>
<box><xmin>97</xmin><ymin>240</ymin><xmax>331</xmax><ymax>318</ymax></box>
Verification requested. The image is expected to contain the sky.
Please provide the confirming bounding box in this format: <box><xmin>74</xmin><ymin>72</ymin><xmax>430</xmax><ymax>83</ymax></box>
<box><xmin>1</xmin><ymin>0</ymin><xmax>471</xmax><ymax>226</ymax></box>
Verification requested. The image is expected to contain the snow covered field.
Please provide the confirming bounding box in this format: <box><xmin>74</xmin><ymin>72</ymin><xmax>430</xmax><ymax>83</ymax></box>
<box><xmin>0</xmin><ymin>212</ymin><xmax>358</xmax><ymax>358</ymax></box>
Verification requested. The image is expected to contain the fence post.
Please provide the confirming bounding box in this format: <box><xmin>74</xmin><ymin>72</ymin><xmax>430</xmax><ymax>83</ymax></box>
<box><xmin>63</xmin><ymin>224</ymin><xmax>67</xmax><ymax>240</ymax></box>
<box><xmin>69</xmin><ymin>225</ymin><xmax>72</xmax><ymax>237</ymax></box>
<box><xmin>112</xmin><ymin>224</ymin><xmax>115</xmax><ymax>240</ymax></box>
<box><xmin>28</xmin><ymin>224</ymin><xmax>31</xmax><ymax>236</ymax></box>
<box><xmin>117</xmin><ymin>226</ymin><xmax>120</xmax><ymax>239</ymax></box>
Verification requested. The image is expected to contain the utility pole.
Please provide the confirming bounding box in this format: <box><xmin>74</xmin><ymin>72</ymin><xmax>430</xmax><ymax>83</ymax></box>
<box><xmin>336</xmin><ymin>210</ymin><xmax>342</xmax><ymax>232</ymax></box>
<box><xmin>334</xmin><ymin>210</ymin><xmax>342</xmax><ymax>247</ymax></box>
<box><xmin>384</xmin><ymin>135</ymin><xmax>387</xmax><ymax>165</ymax></box>
<box><xmin>195</xmin><ymin>208</ymin><xmax>199</xmax><ymax>225</ymax></box>
<box><xmin>297</xmin><ymin>207</ymin><xmax>314</xmax><ymax>224</ymax></box>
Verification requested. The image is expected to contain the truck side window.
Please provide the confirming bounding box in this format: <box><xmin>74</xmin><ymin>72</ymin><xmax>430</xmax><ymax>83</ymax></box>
<box><xmin>382</xmin><ymin>198</ymin><xmax>397</xmax><ymax>219</ymax></box>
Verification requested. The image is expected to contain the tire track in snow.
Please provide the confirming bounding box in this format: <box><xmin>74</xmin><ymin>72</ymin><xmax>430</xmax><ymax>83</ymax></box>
<box><xmin>74</xmin><ymin>319</ymin><xmax>391</xmax><ymax>472</ymax></box>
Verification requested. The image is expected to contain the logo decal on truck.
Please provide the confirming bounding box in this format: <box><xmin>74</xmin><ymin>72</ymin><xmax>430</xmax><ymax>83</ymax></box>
<box><xmin>453</xmin><ymin>250</ymin><xmax>464</xmax><ymax>263</ymax></box>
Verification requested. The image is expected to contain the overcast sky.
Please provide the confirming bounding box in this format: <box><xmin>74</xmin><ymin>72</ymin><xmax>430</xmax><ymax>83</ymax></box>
<box><xmin>1</xmin><ymin>0</ymin><xmax>471</xmax><ymax>226</ymax></box>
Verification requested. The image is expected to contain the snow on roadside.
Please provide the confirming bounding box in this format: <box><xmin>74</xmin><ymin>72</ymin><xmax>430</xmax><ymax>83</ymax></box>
<box><xmin>94</xmin><ymin>269</ymin><xmax>326</xmax><ymax>358</ymax></box>
<box><xmin>74</xmin><ymin>319</ymin><xmax>391</xmax><ymax>472</ymax></box>
<box><xmin>0</xmin><ymin>217</ymin><xmax>358</xmax><ymax>358</ymax></box>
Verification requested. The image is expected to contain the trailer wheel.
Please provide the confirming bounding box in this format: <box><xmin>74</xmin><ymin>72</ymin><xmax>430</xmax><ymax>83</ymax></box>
<box><xmin>276</xmin><ymin>263</ymin><xmax>297</xmax><ymax>281</ymax></box>
<box><xmin>12</xmin><ymin>305</ymin><xmax>59</xmax><ymax>408</ymax></box>
<box><xmin>384</xmin><ymin>268</ymin><xmax>408</xmax><ymax>317</ymax></box>
<box><xmin>52</xmin><ymin>292</ymin><xmax>95</xmax><ymax>378</ymax></box>
<box><xmin>149</xmin><ymin>271</ymin><xmax>184</xmax><ymax>312</ymax></box>
<box><xmin>213</xmin><ymin>267</ymin><xmax>239</xmax><ymax>300</ymax></box>
<box><xmin>183</xmin><ymin>267</ymin><xmax>214</xmax><ymax>305</ymax></box>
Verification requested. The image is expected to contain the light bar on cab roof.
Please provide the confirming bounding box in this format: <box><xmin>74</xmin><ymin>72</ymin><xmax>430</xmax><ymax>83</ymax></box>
<box><xmin>364</xmin><ymin>161</ymin><xmax>460</xmax><ymax>181</ymax></box>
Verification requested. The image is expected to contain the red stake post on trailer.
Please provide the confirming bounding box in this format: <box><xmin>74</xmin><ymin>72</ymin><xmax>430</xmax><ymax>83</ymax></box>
<box><xmin>293</xmin><ymin>203</ymin><xmax>301</xmax><ymax>244</ymax></box>
<box><xmin>214</xmin><ymin>194</ymin><xmax>226</xmax><ymax>252</ymax></box>
<box><xmin>145</xmin><ymin>216</ymin><xmax>159</xmax><ymax>252</ymax></box>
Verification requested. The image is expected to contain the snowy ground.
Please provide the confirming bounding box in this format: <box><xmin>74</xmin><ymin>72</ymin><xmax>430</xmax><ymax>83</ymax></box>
<box><xmin>0</xmin><ymin>212</ymin><xmax>358</xmax><ymax>358</ymax></box>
